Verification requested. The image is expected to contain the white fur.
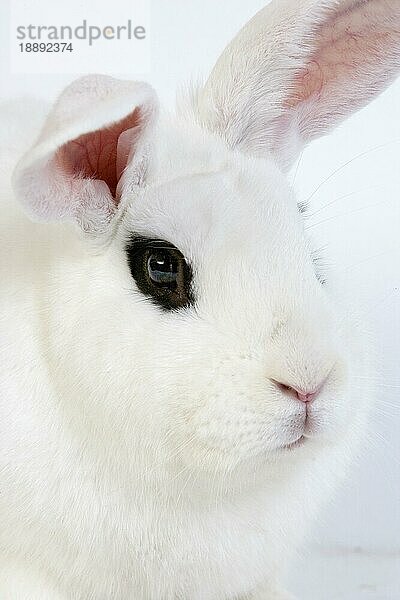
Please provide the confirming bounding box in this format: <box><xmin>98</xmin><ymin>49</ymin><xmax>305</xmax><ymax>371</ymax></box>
<box><xmin>1</xmin><ymin>1</ymin><xmax>399</xmax><ymax>598</ymax></box>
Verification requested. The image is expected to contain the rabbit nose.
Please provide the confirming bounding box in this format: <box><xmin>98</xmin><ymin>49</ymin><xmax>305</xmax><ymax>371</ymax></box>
<box><xmin>272</xmin><ymin>380</ymin><xmax>325</xmax><ymax>403</ymax></box>
<box><xmin>295</xmin><ymin>389</ymin><xmax>319</xmax><ymax>403</ymax></box>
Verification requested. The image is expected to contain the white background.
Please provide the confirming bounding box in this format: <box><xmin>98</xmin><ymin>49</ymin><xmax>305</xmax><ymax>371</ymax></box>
<box><xmin>1</xmin><ymin>1</ymin><xmax>399</xmax><ymax>598</ymax></box>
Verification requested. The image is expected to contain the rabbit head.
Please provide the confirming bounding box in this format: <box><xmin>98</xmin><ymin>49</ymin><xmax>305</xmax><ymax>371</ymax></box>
<box><xmin>12</xmin><ymin>0</ymin><xmax>400</xmax><ymax>481</ymax></box>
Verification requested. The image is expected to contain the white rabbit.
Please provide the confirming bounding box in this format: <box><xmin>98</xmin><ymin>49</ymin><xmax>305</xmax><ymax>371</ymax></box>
<box><xmin>1</xmin><ymin>1</ymin><xmax>399</xmax><ymax>598</ymax></box>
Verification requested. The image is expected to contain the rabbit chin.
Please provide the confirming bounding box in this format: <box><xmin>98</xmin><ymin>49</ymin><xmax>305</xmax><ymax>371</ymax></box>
<box><xmin>152</xmin><ymin>368</ymin><xmax>372</xmax><ymax>516</ymax></box>
<box><xmin>165</xmin><ymin>381</ymin><xmax>368</xmax><ymax>480</ymax></box>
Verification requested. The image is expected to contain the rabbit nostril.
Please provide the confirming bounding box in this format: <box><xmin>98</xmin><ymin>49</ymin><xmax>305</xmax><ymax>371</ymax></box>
<box><xmin>272</xmin><ymin>380</ymin><xmax>324</xmax><ymax>403</ymax></box>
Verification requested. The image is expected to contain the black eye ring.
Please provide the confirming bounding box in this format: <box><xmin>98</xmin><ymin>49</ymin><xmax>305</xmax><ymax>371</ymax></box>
<box><xmin>126</xmin><ymin>237</ymin><xmax>194</xmax><ymax>311</ymax></box>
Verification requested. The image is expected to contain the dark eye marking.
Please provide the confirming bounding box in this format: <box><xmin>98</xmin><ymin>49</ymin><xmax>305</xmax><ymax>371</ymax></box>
<box><xmin>126</xmin><ymin>237</ymin><xmax>194</xmax><ymax>311</ymax></box>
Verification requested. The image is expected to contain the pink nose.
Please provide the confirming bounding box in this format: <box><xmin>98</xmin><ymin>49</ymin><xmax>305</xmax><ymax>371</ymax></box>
<box><xmin>273</xmin><ymin>380</ymin><xmax>324</xmax><ymax>404</ymax></box>
<box><xmin>295</xmin><ymin>389</ymin><xmax>319</xmax><ymax>403</ymax></box>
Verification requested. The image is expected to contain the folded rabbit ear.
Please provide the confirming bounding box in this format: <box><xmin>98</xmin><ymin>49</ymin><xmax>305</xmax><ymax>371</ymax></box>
<box><xmin>197</xmin><ymin>0</ymin><xmax>400</xmax><ymax>171</ymax></box>
<box><xmin>13</xmin><ymin>75</ymin><xmax>158</xmax><ymax>233</ymax></box>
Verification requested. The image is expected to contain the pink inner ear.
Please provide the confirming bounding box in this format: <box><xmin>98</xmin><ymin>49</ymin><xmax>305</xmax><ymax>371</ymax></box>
<box><xmin>284</xmin><ymin>1</ymin><xmax>400</xmax><ymax>115</ymax></box>
<box><xmin>56</xmin><ymin>108</ymin><xmax>141</xmax><ymax>201</ymax></box>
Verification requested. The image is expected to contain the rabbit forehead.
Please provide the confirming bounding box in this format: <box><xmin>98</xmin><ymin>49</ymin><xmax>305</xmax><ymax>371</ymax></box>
<box><xmin>124</xmin><ymin>128</ymin><xmax>299</xmax><ymax>258</ymax></box>
<box><xmin>123</xmin><ymin>147</ymin><xmax>300</xmax><ymax>260</ymax></box>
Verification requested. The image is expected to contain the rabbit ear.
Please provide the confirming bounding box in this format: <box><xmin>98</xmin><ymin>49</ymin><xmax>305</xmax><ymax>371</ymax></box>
<box><xmin>197</xmin><ymin>0</ymin><xmax>400</xmax><ymax>171</ymax></box>
<box><xmin>13</xmin><ymin>75</ymin><xmax>158</xmax><ymax>233</ymax></box>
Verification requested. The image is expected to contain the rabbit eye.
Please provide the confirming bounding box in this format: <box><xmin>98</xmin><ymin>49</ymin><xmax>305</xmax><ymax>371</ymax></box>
<box><xmin>126</xmin><ymin>238</ymin><xmax>193</xmax><ymax>311</ymax></box>
<box><xmin>147</xmin><ymin>250</ymin><xmax>178</xmax><ymax>285</ymax></box>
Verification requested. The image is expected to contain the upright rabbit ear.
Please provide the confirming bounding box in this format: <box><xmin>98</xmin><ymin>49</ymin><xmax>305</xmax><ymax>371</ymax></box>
<box><xmin>13</xmin><ymin>75</ymin><xmax>158</xmax><ymax>233</ymax></box>
<box><xmin>196</xmin><ymin>0</ymin><xmax>400</xmax><ymax>171</ymax></box>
